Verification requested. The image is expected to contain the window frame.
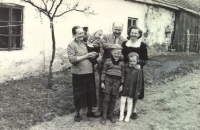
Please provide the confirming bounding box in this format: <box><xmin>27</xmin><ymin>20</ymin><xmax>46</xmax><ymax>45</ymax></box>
<box><xmin>0</xmin><ymin>3</ymin><xmax>24</xmax><ymax>51</ymax></box>
<box><xmin>127</xmin><ymin>17</ymin><xmax>138</xmax><ymax>33</ymax></box>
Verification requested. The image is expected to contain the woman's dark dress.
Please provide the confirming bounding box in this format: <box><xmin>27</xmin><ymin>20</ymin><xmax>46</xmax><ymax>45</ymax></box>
<box><xmin>122</xmin><ymin>41</ymin><xmax>148</xmax><ymax>99</ymax></box>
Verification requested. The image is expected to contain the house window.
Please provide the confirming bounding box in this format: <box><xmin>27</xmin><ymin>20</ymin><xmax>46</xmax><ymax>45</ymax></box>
<box><xmin>0</xmin><ymin>3</ymin><xmax>24</xmax><ymax>50</ymax></box>
<box><xmin>127</xmin><ymin>17</ymin><xmax>138</xmax><ymax>32</ymax></box>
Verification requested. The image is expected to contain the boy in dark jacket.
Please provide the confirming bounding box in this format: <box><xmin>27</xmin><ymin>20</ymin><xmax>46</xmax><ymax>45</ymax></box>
<box><xmin>100</xmin><ymin>44</ymin><xmax>124</xmax><ymax>125</ymax></box>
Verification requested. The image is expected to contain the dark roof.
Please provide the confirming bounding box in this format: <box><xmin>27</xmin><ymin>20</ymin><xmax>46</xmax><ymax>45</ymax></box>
<box><xmin>154</xmin><ymin>0</ymin><xmax>200</xmax><ymax>13</ymax></box>
<box><xmin>132</xmin><ymin>0</ymin><xmax>200</xmax><ymax>15</ymax></box>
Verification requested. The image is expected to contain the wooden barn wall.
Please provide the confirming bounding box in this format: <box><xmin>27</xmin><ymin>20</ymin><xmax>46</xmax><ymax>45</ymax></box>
<box><xmin>174</xmin><ymin>11</ymin><xmax>200</xmax><ymax>52</ymax></box>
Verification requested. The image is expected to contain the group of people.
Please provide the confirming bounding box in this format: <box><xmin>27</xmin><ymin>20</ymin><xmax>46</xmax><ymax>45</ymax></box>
<box><xmin>67</xmin><ymin>22</ymin><xmax>148</xmax><ymax>125</ymax></box>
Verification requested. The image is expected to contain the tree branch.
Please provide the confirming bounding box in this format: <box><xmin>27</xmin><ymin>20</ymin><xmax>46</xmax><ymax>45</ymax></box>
<box><xmin>41</xmin><ymin>0</ymin><xmax>48</xmax><ymax>11</ymax></box>
<box><xmin>54</xmin><ymin>9</ymin><xmax>74</xmax><ymax>17</ymax></box>
<box><xmin>22</xmin><ymin>0</ymin><xmax>95</xmax><ymax>19</ymax></box>
<box><xmin>22</xmin><ymin>0</ymin><xmax>49</xmax><ymax>17</ymax></box>
<box><xmin>54</xmin><ymin>3</ymin><xmax>95</xmax><ymax>17</ymax></box>
<box><xmin>48</xmin><ymin>0</ymin><xmax>56</xmax><ymax>15</ymax></box>
<box><xmin>52</xmin><ymin>0</ymin><xmax>63</xmax><ymax>18</ymax></box>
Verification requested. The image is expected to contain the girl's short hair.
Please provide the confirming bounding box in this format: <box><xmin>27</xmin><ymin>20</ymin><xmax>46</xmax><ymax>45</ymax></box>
<box><xmin>128</xmin><ymin>52</ymin><xmax>139</xmax><ymax>60</ymax></box>
<box><xmin>127</xmin><ymin>25</ymin><xmax>142</xmax><ymax>40</ymax></box>
<box><xmin>72</xmin><ymin>26</ymin><xmax>81</xmax><ymax>36</ymax></box>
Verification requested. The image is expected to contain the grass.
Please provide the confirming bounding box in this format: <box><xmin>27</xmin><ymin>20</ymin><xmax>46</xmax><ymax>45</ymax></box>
<box><xmin>1</xmin><ymin>52</ymin><xmax>200</xmax><ymax>130</ymax></box>
<box><xmin>0</xmin><ymin>71</ymin><xmax>74</xmax><ymax>130</ymax></box>
<box><xmin>144</xmin><ymin>52</ymin><xmax>200</xmax><ymax>86</ymax></box>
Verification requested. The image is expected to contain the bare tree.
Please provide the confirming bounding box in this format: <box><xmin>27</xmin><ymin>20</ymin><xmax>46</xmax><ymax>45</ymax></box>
<box><xmin>20</xmin><ymin>0</ymin><xmax>95</xmax><ymax>88</ymax></box>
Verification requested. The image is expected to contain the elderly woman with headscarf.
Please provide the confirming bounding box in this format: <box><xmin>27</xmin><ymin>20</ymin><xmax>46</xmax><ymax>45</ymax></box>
<box><xmin>67</xmin><ymin>26</ymin><xmax>99</xmax><ymax>122</ymax></box>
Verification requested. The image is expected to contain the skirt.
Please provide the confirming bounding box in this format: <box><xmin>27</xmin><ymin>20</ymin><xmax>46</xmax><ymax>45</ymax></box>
<box><xmin>72</xmin><ymin>73</ymin><xmax>96</xmax><ymax>109</ymax></box>
<box><xmin>138</xmin><ymin>69</ymin><xmax>144</xmax><ymax>99</ymax></box>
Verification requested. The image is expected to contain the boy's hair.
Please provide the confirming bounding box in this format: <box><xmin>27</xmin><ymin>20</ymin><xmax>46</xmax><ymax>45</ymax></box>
<box><xmin>111</xmin><ymin>49</ymin><xmax>122</xmax><ymax>54</ymax></box>
<box><xmin>128</xmin><ymin>52</ymin><xmax>139</xmax><ymax>60</ymax></box>
<box><xmin>111</xmin><ymin>45</ymin><xmax>122</xmax><ymax>56</ymax></box>
<box><xmin>110</xmin><ymin>44</ymin><xmax>122</xmax><ymax>51</ymax></box>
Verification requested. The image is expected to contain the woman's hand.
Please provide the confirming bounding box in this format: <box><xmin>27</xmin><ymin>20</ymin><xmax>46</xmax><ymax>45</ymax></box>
<box><xmin>101</xmin><ymin>83</ymin><xmax>105</xmax><ymax>89</ymax></box>
<box><xmin>118</xmin><ymin>85</ymin><xmax>123</xmax><ymax>92</ymax></box>
<box><xmin>87</xmin><ymin>52</ymin><xmax>98</xmax><ymax>59</ymax></box>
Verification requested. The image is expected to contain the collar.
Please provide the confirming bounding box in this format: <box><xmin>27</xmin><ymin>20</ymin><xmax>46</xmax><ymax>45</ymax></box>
<box><xmin>111</xmin><ymin>56</ymin><xmax>121</xmax><ymax>65</ymax></box>
<box><xmin>126</xmin><ymin>39</ymin><xmax>141</xmax><ymax>47</ymax></box>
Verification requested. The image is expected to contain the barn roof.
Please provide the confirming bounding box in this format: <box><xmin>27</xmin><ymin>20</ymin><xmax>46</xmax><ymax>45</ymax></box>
<box><xmin>130</xmin><ymin>0</ymin><xmax>200</xmax><ymax>15</ymax></box>
<box><xmin>157</xmin><ymin>0</ymin><xmax>200</xmax><ymax>11</ymax></box>
<box><xmin>155</xmin><ymin>0</ymin><xmax>200</xmax><ymax>14</ymax></box>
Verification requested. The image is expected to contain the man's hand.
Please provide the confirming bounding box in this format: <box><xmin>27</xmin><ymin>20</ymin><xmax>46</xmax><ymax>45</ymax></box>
<box><xmin>101</xmin><ymin>83</ymin><xmax>105</xmax><ymax>89</ymax></box>
<box><xmin>118</xmin><ymin>85</ymin><xmax>123</xmax><ymax>92</ymax></box>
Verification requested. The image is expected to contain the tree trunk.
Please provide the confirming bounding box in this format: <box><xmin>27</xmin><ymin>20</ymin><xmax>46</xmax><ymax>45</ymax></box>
<box><xmin>48</xmin><ymin>19</ymin><xmax>56</xmax><ymax>88</ymax></box>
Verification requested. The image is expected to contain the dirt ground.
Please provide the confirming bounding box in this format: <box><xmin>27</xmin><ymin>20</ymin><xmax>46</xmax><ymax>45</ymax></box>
<box><xmin>29</xmin><ymin>69</ymin><xmax>200</xmax><ymax>130</ymax></box>
<box><xmin>1</xmin><ymin>52</ymin><xmax>200</xmax><ymax>130</ymax></box>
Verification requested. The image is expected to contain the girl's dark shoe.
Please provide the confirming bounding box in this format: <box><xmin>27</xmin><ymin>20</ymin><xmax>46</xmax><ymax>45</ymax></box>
<box><xmin>130</xmin><ymin>113</ymin><xmax>138</xmax><ymax>119</ymax></box>
<box><xmin>74</xmin><ymin>115</ymin><xmax>81</xmax><ymax>122</ymax></box>
<box><xmin>87</xmin><ymin>112</ymin><xmax>99</xmax><ymax>118</ymax></box>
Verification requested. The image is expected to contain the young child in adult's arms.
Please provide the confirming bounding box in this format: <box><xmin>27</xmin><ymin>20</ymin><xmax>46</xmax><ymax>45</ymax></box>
<box><xmin>87</xmin><ymin>30</ymin><xmax>106</xmax><ymax>67</ymax></box>
<box><xmin>100</xmin><ymin>44</ymin><xmax>124</xmax><ymax>125</ymax></box>
<box><xmin>119</xmin><ymin>52</ymin><xmax>142</xmax><ymax>122</ymax></box>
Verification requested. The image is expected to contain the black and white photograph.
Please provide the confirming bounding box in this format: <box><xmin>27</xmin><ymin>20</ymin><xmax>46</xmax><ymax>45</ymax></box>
<box><xmin>0</xmin><ymin>0</ymin><xmax>200</xmax><ymax>129</ymax></box>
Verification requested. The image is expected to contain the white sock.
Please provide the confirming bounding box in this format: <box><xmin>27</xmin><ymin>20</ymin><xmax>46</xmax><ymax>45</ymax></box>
<box><xmin>119</xmin><ymin>96</ymin><xmax>127</xmax><ymax>121</ymax></box>
<box><xmin>124</xmin><ymin>97</ymin><xmax>133</xmax><ymax>122</ymax></box>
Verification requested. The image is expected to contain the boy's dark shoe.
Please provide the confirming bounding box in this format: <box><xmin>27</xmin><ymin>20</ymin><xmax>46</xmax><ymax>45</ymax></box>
<box><xmin>100</xmin><ymin>117</ymin><xmax>107</xmax><ymax>125</ymax></box>
<box><xmin>108</xmin><ymin>114</ymin><xmax>117</xmax><ymax>123</ymax></box>
<box><xmin>87</xmin><ymin>112</ymin><xmax>99</xmax><ymax>118</ymax></box>
<box><xmin>99</xmin><ymin>111</ymin><xmax>103</xmax><ymax>117</ymax></box>
<box><xmin>130</xmin><ymin>113</ymin><xmax>138</xmax><ymax>119</ymax></box>
<box><xmin>74</xmin><ymin>115</ymin><xmax>81</xmax><ymax>122</ymax></box>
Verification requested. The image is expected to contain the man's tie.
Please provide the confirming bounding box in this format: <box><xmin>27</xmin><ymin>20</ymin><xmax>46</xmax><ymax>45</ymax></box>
<box><xmin>114</xmin><ymin>37</ymin><xmax>117</xmax><ymax>44</ymax></box>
